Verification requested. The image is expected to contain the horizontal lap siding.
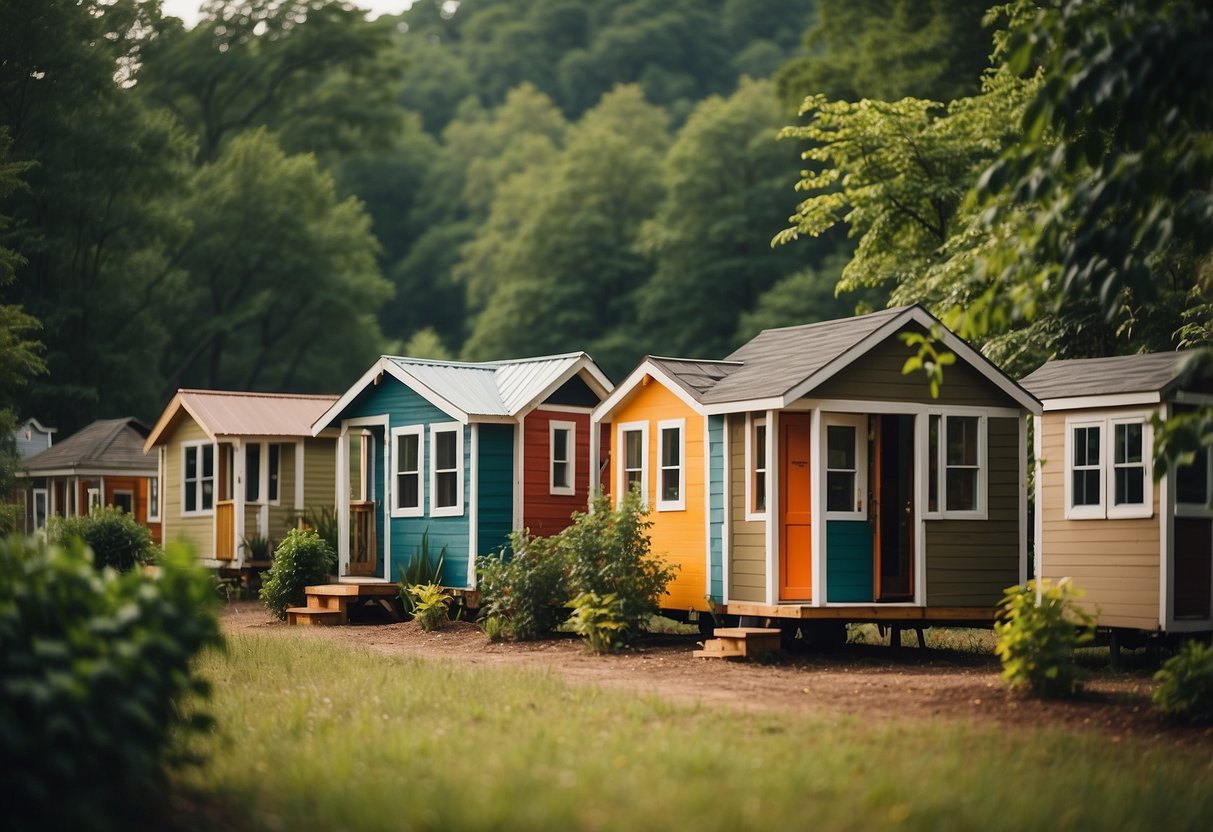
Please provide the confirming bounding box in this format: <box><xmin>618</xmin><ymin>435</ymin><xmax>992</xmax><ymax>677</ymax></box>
<box><xmin>611</xmin><ymin>382</ymin><xmax>707</xmax><ymax>612</ymax></box>
<box><xmin>1038</xmin><ymin>409</ymin><xmax>1160</xmax><ymax>630</ymax></box>
<box><xmin>827</xmin><ymin>520</ymin><xmax>873</xmax><ymax>602</ymax></box>
<box><xmin>478</xmin><ymin>424</ymin><xmax>515</xmax><ymax>557</ymax></box>
<box><xmin>265</xmin><ymin>443</ymin><xmax>296</xmax><ymax>545</ymax></box>
<box><xmin>302</xmin><ymin>437</ymin><xmax>337</xmax><ymax>516</ymax></box>
<box><xmin>925</xmin><ymin>416</ymin><xmax>1021</xmax><ymax>607</ymax></box>
<box><xmin>813</xmin><ymin>324</ymin><xmax>1014</xmax><ymax>408</ymax></box>
<box><xmin>164</xmin><ymin>418</ymin><xmax>214</xmax><ymax>559</ymax></box>
<box><xmin>708</xmin><ymin>415</ymin><xmax>725</xmax><ymax>603</ymax></box>
<box><xmin>522</xmin><ymin>410</ymin><xmax>589</xmax><ymax>537</ymax></box>
<box><xmin>728</xmin><ymin>413</ymin><xmax>766</xmax><ymax>602</ymax></box>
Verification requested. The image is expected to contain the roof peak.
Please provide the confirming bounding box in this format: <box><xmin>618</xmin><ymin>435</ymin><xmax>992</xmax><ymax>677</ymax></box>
<box><xmin>753</xmin><ymin>304</ymin><xmax>916</xmax><ymax>337</ymax></box>
<box><xmin>177</xmin><ymin>388</ymin><xmax>338</xmax><ymax>400</ymax></box>
<box><xmin>383</xmin><ymin>351</ymin><xmax>587</xmax><ymax>370</ymax></box>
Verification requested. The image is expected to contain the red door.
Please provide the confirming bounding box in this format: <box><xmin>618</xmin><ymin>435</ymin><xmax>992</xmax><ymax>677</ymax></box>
<box><xmin>780</xmin><ymin>413</ymin><xmax>813</xmax><ymax>600</ymax></box>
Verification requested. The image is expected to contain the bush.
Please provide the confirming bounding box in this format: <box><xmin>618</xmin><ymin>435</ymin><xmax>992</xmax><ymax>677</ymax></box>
<box><xmin>399</xmin><ymin>529</ymin><xmax>446</xmax><ymax>615</ymax></box>
<box><xmin>47</xmin><ymin>505</ymin><xmax>159</xmax><ymax>571</ymax></box>
<box><xmin>477</xmin><ymin>530</ymin><xmax>568</xmax><ymax>640</ymax></box>
<box><xmin>0</xmin><ymin>535</ymin><xmax>221</xmax><ymax>829</ymax></box>
<box><xmin>568</xmin><ymin>592</ymin><xmax>628</xmax><ymax>654</ymax></box>
<box><xmin>1153</xmin><ymin>639</ymin><xmax>1213</xmax><ymax>725</ymax></box>
<box><xmin>994</xmin><ymin>577</ymin><xmax>1096</xmax><ymax>698</ymax></box>
<box><xmin>241</xmin><ymin>533</ymin><xmax>272</xmax><ymax>562</ymax></box>
<box><xmin>406</xmin><ymin>583</ymin><xmax>451</xmax><ymax>632</ymax></box>
<box><xmin>259</xmin><ymin>528</ymin><xmax>336</xmax><ymax>619</ymax></box>
<box><xmin>295</xmin><ymin>504</ymin><xmax>339</xmax><ymax>552</ymax></box>
<box><xmin>563</xmin><ymin>490</ymin><xmax>677</xmax><ymax>639</ymax></box>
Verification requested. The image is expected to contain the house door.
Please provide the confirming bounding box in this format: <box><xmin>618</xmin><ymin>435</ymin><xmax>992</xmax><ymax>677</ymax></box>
<box><xmin>873</xmin><ymin>414</ymin><xmax>915</xmax><ymax>600</ymax></box>
<box><xmin>347</xmin><ymin>428</ymin><xmax>382</xmax><ymax>577</ymax></box>
<box><xmin>780</xmin><ymin>412</ymin><xmax>813</xmax><ymax>600</ymax></box>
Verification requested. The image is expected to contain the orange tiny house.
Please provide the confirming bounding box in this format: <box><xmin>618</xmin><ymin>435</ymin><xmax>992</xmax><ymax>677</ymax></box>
<box><xmin>1022</xmin><ymin>352</ymin><xmax>1213</xmax><ymax>635</ymax></box>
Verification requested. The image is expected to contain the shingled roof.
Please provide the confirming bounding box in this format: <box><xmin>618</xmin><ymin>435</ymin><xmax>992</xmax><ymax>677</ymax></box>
<box><xmin>1020</xmin><ymin>352</ymin><xmax>1204</xmax><ymax>401</ymax></box>
<box><xmin>21</xmin><ymin>418</ymin><xmax>154</xmax><ymax>476</ymax></box>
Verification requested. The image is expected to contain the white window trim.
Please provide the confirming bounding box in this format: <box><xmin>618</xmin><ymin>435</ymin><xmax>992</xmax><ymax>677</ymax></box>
<box><xmin>923</xmin><ymin>412</ymin><xmax>988</xmax><ymax>520</ymax></box>
<box><xmin>429</xmin><ymin>422</ymin><xmax>464</xmax><ymax>518</ymax></box>
<box><xmin>745</xmin><ymin>413</ymin><xmax>768</xmax><ymax>520</ymax></box>
<box><xmin>656</xmin><ymin>418</ymin><xmax>686</xmax><ymax>512</ymax></box>
<box><xmin>267</xmin><ymin>443</ymin><xmax>281</xmax><ymax>505</ymax></box>
<box><xmin>1064</xmin><ymin>413</ymin><xmax>1153</xmax><ymax>521</ymax></box>
<box><xmin>390</xmin><ymin>425</ymin><xmax>425</xmax><ymax>518</ymax></box>
<box><xmin>181</xmin><ymin>440</ymin><xmax>215</xmax><ymax>517</ymax></box>
<box><xmin>823</xmin><ymin>414</ymin><xmax>867</xmax><ymax>521</ymax></box>
<box><xmin>616</xmin><ymin>421</ymin><xmax>649</xmax><ymax>507</ymax></box>
<box><xmin>549</xmin><ymin>420</ymin><xmax>576</xmax><ymax>497</ymax></box>
<box><xmin>32</xmin><ymin>487</ymin><xmax>48</xmax><ymax>529</ymax></box>
<box><xmin>147</xmin><ymin>476</ymin><xmax>160</xmax><ymax>522</ymax></box>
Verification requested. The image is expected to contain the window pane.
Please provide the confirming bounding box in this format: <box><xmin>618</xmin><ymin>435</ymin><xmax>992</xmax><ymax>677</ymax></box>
<box><xmin>436</xmin><ymin>430</ymin><xmax>457</xmax><ymax>470</ymax></box>
<box><xmin>436</xmin><ymin>471</ymin><xmax>457</xmax><ymax>507</ymax></box>
<box><xmin>553</xmin><ymin>460</ymin><xmax>569</xmax><ymax>490</ymax></box>
<box><xmin>626</xmin><ymin>469</ymin><xmax>642</xmax><ymax>491</ymax></box>
<box><xmin>928</xmin><ymin>415</ymin><xmax>940</xmax><ymax>513</ymax></box>
<box><xmin>1115</xmin><ymin>423</ymin><xmax>1143</xmax><ymax>464</ymax></box>
<box><xmin>1115</xmin><ymin>467</ymin><xmax>1145</xmax><ymax>506</ymax></box>
<box><xmin>400</xmin><ymin>434</ymin><xmax>418</xmax><ymax>472</ymax></box>
<box><xmin>1073</xmin><ymin>469</ymin><xmax>1101</xmax><ymax>506</ymax></box>
<box><xmin>202</xmin><ymin>446</ymin><xmax>214</xmax><ymax>477</ymax></box>
<box><xmin>202</xmin><ymin>479</ymin><xmax>214</xmax><ymax>510</ymax></box>
<box><xmin>398</xmin><ymin>473</ymin><xmax>419</xmax><ymax>509</ymax></box>
<box><xmin>246</xmin><ymin>444</ymin><xmax>261</xmax><ymax>502</ymax></box>
<box><xmin>661</xmin><ymin>468</ymin><xmax>679</xmax><ymax>501</ymax></box>
<box><xmin>625</xmin><ymin>430</ymin><xmax>642</xmax><ymax>469</ymax></box>
<box><xmin>1177</xmin><ymin>449</ymin><xmax>1210</xmax><ymax>505</ymax></box>
<box><xmin>1074</xmin><ymin>426</ymin><xmax>1099</xmax><ymax>466</ymax></box>
<box><xmin>755</xmin><ymin>424</ymin><xmax>766</xmax><ymax>470</ymax></box>
<box><xmin>946</xmin><ymin>468</ymin><xmax>977</xmax><ymax>511</ymax></box>
<box><xmin>755</xmin><ymin>477</ymin><xmax>766</xmax><ymax>513</ymax></box>
<box><xmin>661</xmin><ymin>428</ymin><xmax>680</xmax><ymax>467</ymax></box>
<box><xmin>186</xmin><ymin>447</ymin><xmax>197</xmax><ymax>481</ymax></box>
<box><xmin>826</xmin><ymin>471</ymin><xmax>854</xmax><ymax>512</ymax></box>
<box><xmin>268</xmin><ymin>444</ymin><xmax>280</xmax><ymax>501</ymax></box>
<box><xmin>553</xmin><ymin>428</ymin><xmax>568</xmax><ymax>461</ymax></box>
<box><xmin>946</xmin><ymin>417</ymin><xmax>978</xmax><ymax>466</ymax></box>
<box><xmin>826</xmin><ymin>425</ymin><xmax>855</xmax><ymax>470</ymax></box>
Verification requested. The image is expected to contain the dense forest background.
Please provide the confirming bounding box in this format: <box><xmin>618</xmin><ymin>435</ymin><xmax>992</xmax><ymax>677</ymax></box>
<box><xmin>0</xmin><ymin>0</ymin><xmax>1209</xmax><ymax>444</ymax></box>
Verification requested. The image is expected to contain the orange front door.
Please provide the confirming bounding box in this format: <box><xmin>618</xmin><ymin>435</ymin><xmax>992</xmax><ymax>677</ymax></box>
<box><xmin>780</xmin><ymin>412</ymin><xmax>812</xmax><ymax>600</ymax></box>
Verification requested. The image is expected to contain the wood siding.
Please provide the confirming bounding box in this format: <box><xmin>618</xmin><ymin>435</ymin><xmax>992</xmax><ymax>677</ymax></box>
<box><xmin>478</xmin><ymin>423</ymin><xmax>515</xmax><ymax>557</ymax></box>
<box><xmin>813</xmin><ymin>324</ymin><xmax>1014</xmax><ymax>408</ymax></box>
<box><xmin>728</xmin><ymin>413</ymin><xmax>766</xmax><ymax>603</ymax></box>
<box><xmin>1038</xmin><ymin>409</ymin><xmax>1160</xmax><ymax>629</ymax></box>
<box><xmin>708</xmin><ymin>414</ymin><xmax>725</xmax><ymax>603</ymax></box>
<box><xmin>925</xmin><ymin>416</ymin><xmax>1021</xmax><ymax>606</ymax></box>
<box><xmin>162</xmin><ymin>417</ymin><xmax>215</xmax><ymax>559</ymax></box>
<box><xmin>827</xmin><ymin>520</ymin><xmax>873</xmax><ymax>602</ymax></box>
<box><xmin>522</xmin><ymin>409</ymin><xmax>590</xmax><ymax>537</ymax></box>
<box><xmin>609</xmin><ymin>380</ymin><xmax>708</xmax><ymax>612</ymax></box>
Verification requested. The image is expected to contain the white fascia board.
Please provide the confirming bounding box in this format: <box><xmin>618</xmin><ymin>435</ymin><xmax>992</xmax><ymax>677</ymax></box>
<box><xmin>19</xmin><ymin>467</ymin><xmax>156</xmax><ymax>479</ymax></box>
<box><xmin>593</xmin><ymin>360</ymin><xmax>707</xmax><ymax>421</ymax></box>
<box><xmin>1038</xmin><ymin>392</ymin><xmax>1162</xmax><ymax>412</ymax></box>
<box><xmin>312</xmin><ymin>358</ymin><xmax>469</xmax><ymax>437</ymax></box>
<box><xmin>701</xmin><ymin>397</ymin><xmax>785</xmax><ymax>416</ymax></box>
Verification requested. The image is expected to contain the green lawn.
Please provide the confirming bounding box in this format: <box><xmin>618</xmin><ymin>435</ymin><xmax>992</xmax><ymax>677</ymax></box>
<box><xmin>176</xmin><ymin>634</ymin><xmax>1213</xmax><ymax>831</ymax></box>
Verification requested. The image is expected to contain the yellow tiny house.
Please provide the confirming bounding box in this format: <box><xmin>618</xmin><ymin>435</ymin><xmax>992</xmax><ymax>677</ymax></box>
<box><xmin>1022</xmin><ymin>352</ymin><xmax>1213</xmax><ymax>634</ymax></box>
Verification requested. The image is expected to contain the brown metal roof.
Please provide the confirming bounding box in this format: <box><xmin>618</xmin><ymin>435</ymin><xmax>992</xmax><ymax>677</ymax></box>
<box><xmin>1019</xmin><ymin>352</ymin><xmax>1200</xmax><ymax>400</ymax></box>
<box><xmin>21</xmin><ymin>418</ymin><xmax>154</xmax><ymax>475</ymax></box>
<box><xmin>147</xmin><ymin>390</ymin><xmax>339</xmax><ymax>448</ymax></box>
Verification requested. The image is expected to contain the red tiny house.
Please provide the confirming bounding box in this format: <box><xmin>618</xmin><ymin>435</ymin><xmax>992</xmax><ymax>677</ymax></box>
<box><xmin>522</xmin><ymin>408</ymin><xmax>595</xmax><ymax>536</ymax></box>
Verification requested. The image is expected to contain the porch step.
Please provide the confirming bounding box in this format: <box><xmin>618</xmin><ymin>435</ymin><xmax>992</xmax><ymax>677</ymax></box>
<box><xmin>286</xmin><ymin>607</ymin><xmax>344</xmax><ymax>626</ymax></box>
<box><xmin>693</xmin><ymin>627</ymin><xmax>781</xmax><ymax>660</ymax></box>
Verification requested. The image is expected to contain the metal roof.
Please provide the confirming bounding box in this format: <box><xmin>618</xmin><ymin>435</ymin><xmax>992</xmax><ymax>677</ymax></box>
<box><xmin>646</xmin><ymin>357</ymin><xmax>742</xmax><ymax>403</ymax></box>
<box><xmin>1019</xmin><ymin>352</ymin><xmax>1200</xmax><ymax>400</ymax></box>
<box><xmin>699</xmin><ymin>306</ymin><xmax>910</xmax><ymax>404</ymax></box>
<box><xmin>21</xmin><ymin>418</ymin><xmax>154</xmax><ymax>475</ymax></box>
<box><xmin>146</xmin><ymin>390</ymin><xmax>339</xmax><ymax>449</ymax></box>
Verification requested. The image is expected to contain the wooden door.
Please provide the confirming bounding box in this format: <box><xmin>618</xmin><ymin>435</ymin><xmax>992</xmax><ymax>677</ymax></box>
<box><xmin>780</xmin><ymin>413</ymin><xmax>813</xmax><ymax>600</ymax></box>
<box><xmin>874</xmin><ymin>415</ymin><xmax>915</xmax><ymax>600</ymax></box>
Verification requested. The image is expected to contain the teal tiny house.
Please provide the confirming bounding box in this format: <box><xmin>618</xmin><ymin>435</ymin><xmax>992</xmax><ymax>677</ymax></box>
<box><xmin>312</xmin><ymin>353</ymin><xmax>612</xmax><ymax>589</ymax></box>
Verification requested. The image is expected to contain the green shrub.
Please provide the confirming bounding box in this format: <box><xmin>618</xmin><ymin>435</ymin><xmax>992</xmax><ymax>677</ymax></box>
<box><xmin>1153</xmin><ymin>639</ymin><xmax>1213</xmax><ymax>725</ymax></box>
<box><xmin>477</xmin><ymin>530</ymin><xmax>568</xmax><ymax>640</ymax></box>
<box><xmin>563</xmin><ymin>490</ymin><xmax>677</xmax><ymax>639</ymax></box>
<box><xmin>241</xmin><ymin>533</ymin><xmax>272</xmax><ymax>562</ymax></box>
<box><xmin>568</xmin><ymin>591</ymin><xmax>628</xmax><ymax>654</ymax></box>
<box><xmin>398</xmin><ymin>529</ymin><xmax>446</xmax><ymax>614</ymax></box>
<box><xmin>47</xmin><ymin>505</ymin><xmax>159</xmax><ymax>571</ymax></box>
<box><xmin>406</xmin><ymin>582</ymin><xmax>451</xmax><ymax>632</ymax></box>
<box><xmin>481</xmin><ymin>614</ymin><xmax>509</xmax><ymax>642</ymax></box>
<box><xmin>994</xmin><ymin>577</ymin><xmax>1096</xmax><ymax>698</ymax></box>
<box><xmin>259</xmin><ymin>528</ymin><xmax>336</xmax><ymax>620</ymax></box>
<box><xmin>295</xmin><ymin>504</ymin><xmax>339</xmax><ymax>552</ymax></box>
<box><xmin>0</xmin><ymin>535</ymin><xmax>221</xmax><ymax>829</ymax></box>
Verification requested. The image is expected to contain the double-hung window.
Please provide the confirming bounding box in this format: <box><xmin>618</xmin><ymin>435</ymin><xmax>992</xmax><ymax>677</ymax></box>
<box><xmin>550</xmin><ymin>421</ymin><xmax>576</xmax><ymax>496</ymax></box>
<box><xmin>148</xmin><ymin>477</ymin><xmax>160</xmax><ymax>522</ymax></box>
<box><xmin>656</xmin><ymin>419</ymin><xmax>685</xmax><ymax>511</ymax></box>
<box><xmin>746</xmin><ymin>414</ymin><xmax>768</xmax><ymax>519</ymax></box>
<box><xmin>391</xmin><ymin>426</ymin><xmax>424</xmax><ymax>517</ymax></box>
<box><xmin>430</xmin><ymin>423</ymin><xmax>463</xmax><ymax>516</ymax></box>
<box><xmin>182</xmin><ymin>442</ymin><xmax>215</xmax><ymax>515</ymax></box>
<box><xmin>245</xmin><ymin>443</ymin><xmax>282</xmax><ymax>503</ymax></box>
<box><xmin>617</xmin><ymin>422</ymin><xmax>649</xmax><ymax>505</ymax></box>
<box><xmin>926</xmin><ymin>413</ymin><xmax>986</xmax><ymax>518</ymax></box>
<box><xmin>824</xmin><ymin>415</ymin><xmax>867</xmax><ymax>519</ymax></box>
<box><xmin>1064</xmin><ymin>414</ymin><xmax>1152</xmax><ymax>520</ymax></box>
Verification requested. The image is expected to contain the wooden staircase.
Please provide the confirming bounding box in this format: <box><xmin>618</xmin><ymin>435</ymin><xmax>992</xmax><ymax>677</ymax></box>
<box><xmin>693</xmin><ymin>627</ymin><xmax>782</xmax><ymax>659</ymax></box>
<box><xmin>286</xmin><ymin>582</ymin><xmax>401</xmax><ymax>626</ymax></box>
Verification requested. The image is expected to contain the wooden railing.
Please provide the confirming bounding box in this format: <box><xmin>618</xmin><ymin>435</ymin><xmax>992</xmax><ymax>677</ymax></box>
<box><xmin>215</xmin><ymin>500</ymin><xmax>235</xmax><ymax>561</ymax></box>
<box><xmin>349</xmin><ymin>500</ymin><xmax>377</xmax><ymax>576</ymax></box>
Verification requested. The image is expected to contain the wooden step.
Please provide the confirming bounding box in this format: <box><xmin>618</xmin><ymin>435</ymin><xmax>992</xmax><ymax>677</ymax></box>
<box><xmin>694</xmin><ymin>627</ymin><xmax>782</xmax><ymax>660</ymax></box>
<box><xmin>286</xmin><ymin>607</ymin><xmax>344</xmax><ymax>626</ymax></box>
<box><xmin>305</xmin><ymin>582</ymin><xmax>400</xmax><ymax>598</ymax></box>
<box><xmin>306</xmin><ymin>593</ymin><xmax>346</xmax><ymax>611</ymax></box>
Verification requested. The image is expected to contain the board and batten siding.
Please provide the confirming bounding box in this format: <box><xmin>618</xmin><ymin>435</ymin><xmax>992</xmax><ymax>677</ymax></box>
<box><xmin>727</xmin><ymin>413</ymin><xmax>766</xmax><ymax>603</ymax></box>
<box><xmin>163</xmin><ymin>417</ymin><xmax>215</xmax><ymax>558</ymax></box>
<box><xmin>522</xmin><ymin>409</ymin><xmax>589</xmax><ymax>537</ymax></box>
<box><xmin>477</xmin><ymin>423</ymin><xmax>515</xmax><ymax>558</ymax></box>
<box><xmin>1038</xmin><ymin>409</ymin><xmax>1160</xmax><ymax>630</ymax></box>
<box><xmin>813</xmin><ymin>325</ymin><xmax>1012</xmax><ymax>409</ymax></box>
<box><xmin>708</xmin><ymin>414</ymin><xmax>725</xmax><ymax>603</ymax></box>
<box><xmin>610</xmin><ymin>380</ymin><xmax>708</xmax><ymax>612</ymax></box>
<box><xmin>925</xmin><ymin>416</ymin><xmax>1021</xmax><ymax>607</ymax></box>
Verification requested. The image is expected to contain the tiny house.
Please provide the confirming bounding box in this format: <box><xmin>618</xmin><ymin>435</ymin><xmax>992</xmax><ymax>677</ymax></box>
<box><xmin>19</xmin><ymin>418</ymin><xmax>159</xmax><ymax>541</ymax></box>
<box><xmin>1021</xmin><ymin>352</ymin><xmax>1213</xmax><ymax>634</ymax></box>
<box><xmin>311</xmin><ymin>353</ymin><xmax>612</xmax><ymax>588</ymax></box>
<box><xmin>144</xmin><ymin>390</ymin><xmax>339</xmax><ymax>568</ymax></box>
<box><xmin>595</xmin><ymin>305</ymin><xmax>1041</xmax><ymax>629</ymax></box>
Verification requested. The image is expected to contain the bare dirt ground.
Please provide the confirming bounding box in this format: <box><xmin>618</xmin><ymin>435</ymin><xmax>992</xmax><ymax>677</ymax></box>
<box><xmin>221</xmin><ymin>601</ymin><xmax>1213</xmax><ymax>750</ymax></box>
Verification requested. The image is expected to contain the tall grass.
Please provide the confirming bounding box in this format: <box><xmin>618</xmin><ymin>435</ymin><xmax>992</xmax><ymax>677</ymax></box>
<box><xmin>178</xmin><ymin>635</ymin><xmax>1213</xmax><ymax>831</ymax></box>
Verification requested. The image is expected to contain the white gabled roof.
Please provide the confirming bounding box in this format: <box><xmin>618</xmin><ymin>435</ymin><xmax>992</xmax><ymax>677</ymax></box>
<box><xmin>313</xmin><ymin>352</ymin><xmax>613</xmax><ymax>434</ymax></box>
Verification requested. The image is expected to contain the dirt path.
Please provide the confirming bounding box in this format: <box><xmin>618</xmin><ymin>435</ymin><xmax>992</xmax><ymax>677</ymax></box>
<box><xmin>221</xmin><ymin>602</ymin><xmax>1212</xmax><ymax>750</ymax></box>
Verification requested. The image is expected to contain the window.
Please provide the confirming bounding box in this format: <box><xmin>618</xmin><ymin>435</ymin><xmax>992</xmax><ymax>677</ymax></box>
<box><xmin>617</xmin><ymin>422</ymin><xmax>648</xmax><ymax>505</ymax></box>
<box><xmin>87</xmin><ymin>487</ymin><xmax>101</xmax><ymax>512</ymax></box>
<box><xmin>1177</xmin><ymin>446</ymin><xmax>1211</xmax><ymax>513</ymax></box>
<box><xmin>391</xmin><ymin>426</ymin><xmax>423</xmax><ymax>517</ymax></box>
<box><xmin>656</xmin><ymin>419</ymin><xmax>685</xmax><ymax>511</ymax></box>
<box><xmin>113</xmin><ymin>491</ymin><xmax>134</xmax><ymax>515</ymax></box>
<box><xmin>268</xmin><ymin>444</ymin><xmax>280</xmax><ymax>502</ymax></box>
<box><xmin>824</xmin><ymin>415</ymin><xmax>866</xmax><ymax>520</ymax></box>
<box><xmin>430</xmin><ymin>424</ymin><xmax>463</xmax><ymax>516</ymax></box>
<box><xmin>746</xmin><ymin>414</ymin><xmax>768</xmax><ymax>519</ymax></box>
<box><xmin>148</xmin><ymin>477</ymin><xmax>160</xmax><ymax>522</ymax></box>
<box><xmin>926</xmin><ymin>413</ymin><xmax>986</xmax><ymax>518</ymax></box>
<box><xmin>245</xmin><ymin>443</ymin><xmax>282</xmax><ymax>503</ymax></box>
<box><xmin>1064</xmin><ymin>415</ymin><xmax>1152</xmax><ymax>520</ymax></box>
<box><xmin>550</xmin><ymin>421</ymin><xmax>576</xmax><ymax>496</ymax></box>
<box><xmin>32</xmin><ymin>488</ymin><xmax>48</xmax><ymax>530</ymax></box>
<box><xmin>182</xmin><ymin>442</ymin><xmax>215</xmax><ymax>515</ymax></box>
